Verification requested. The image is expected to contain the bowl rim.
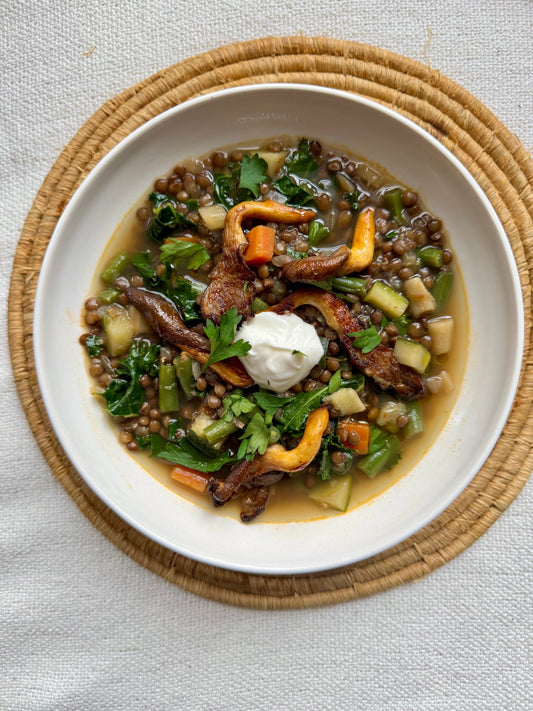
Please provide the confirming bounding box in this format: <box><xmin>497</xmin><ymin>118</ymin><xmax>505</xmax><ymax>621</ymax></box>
<box><xmin>33</xmin><ymin>83</ymin><xmax>525</xmax><ymax>574</ymax></box>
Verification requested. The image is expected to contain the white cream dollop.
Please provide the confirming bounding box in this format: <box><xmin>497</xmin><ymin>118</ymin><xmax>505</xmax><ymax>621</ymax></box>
<box><xmin>235</xmin><ymin>311</ymin><xmax>324</xmax><ymax>393</ymax></box>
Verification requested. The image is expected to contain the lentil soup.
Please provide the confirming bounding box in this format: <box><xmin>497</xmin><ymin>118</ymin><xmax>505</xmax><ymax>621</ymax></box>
<box><xmin>81</xmin><ymin>137</ymin><xmax>466</xmax><ymax>523</ymax></box>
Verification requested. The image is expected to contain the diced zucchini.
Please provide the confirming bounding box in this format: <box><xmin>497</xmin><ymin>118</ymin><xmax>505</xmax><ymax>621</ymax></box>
<box><xmin>308</xmin><ymin>474</ymin><xmax>353</xmax><ymax>512</ymax></box>
<box><xmin>364</xmin><ymin>281</ymin><xmax>409</xmax><ymax>319</ymax></box>
<box><xmin>427</xmin><ymin>316</ymin><xmax>454</xmax><ymax>355</ymax></box>
<box><xmin>187</xmin><ymin>412</ymin><xmax>221</xmax><ymax>456</ymax></box>
<box><xmin>324</xmin><ymin>388</ymin><xmax>365</xmax><ymax>416</ymax></box>
<box><xmin>256</xmin><ymin>150</ymin><xmax>289</xmax><ymax>177</ymax></box>
<box><xmin>394</xmin><ymin>338</ymin><xmax>431</xmax><ymax>373</ymax></box>
<box><xmin>102</xmin><ymin>308</ymin><xmax>135</xmax><ymax>356</ymax></box>
<box><xmin>376</xmin><ymin>399</ymin><xmax>407</xmax><ymax>433</ymax></box>
<box><xmin>198</xmin><ymin>204</ymin><xmax>227</xmax><ymax>231</ymax></box>
<box><xmin>404</xmin><ymin>276</ymin><xmax>437</xmax><ymax>317</ymax></box>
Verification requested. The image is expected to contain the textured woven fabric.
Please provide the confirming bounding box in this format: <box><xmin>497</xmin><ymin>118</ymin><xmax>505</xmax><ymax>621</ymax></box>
<box><xmin>1</xmin><ymin>1</ymin><xmax>532</xmax><ymax>710</ymax></box>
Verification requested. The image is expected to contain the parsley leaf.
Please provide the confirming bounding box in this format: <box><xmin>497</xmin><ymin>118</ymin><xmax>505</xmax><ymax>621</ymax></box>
<box><xmin>85</xmin><ymin>335</ymin><xmax>104</xmax><ymax>358</ymax></box>
<box><xmin>239</xmin><ymin>412</ymin><xmax>272</xmax><ymax>460</ymax></box>
<box><xmin>308</xmin><ymin>220</ymin><xmax>330</xmax><ymax>247</ymax></box>
<box><xmin>392</xmin><ymin>314</ymin><xmax>411</xmax><ymax>337</ymax></box>
<box><xmin>285</xmin><ymin>245</ymin><xmax>307</xmax><ymax>260</ymax></box>
<box><xmin>238</xmin><ymin>153</ymin><xmax>268</xmax><ymax>197</ymax></box>
<box><xmin>203</xmin><ymin>307</ymin><xmax>251</xmax><ymax>370</ymax></box>
<box><xmin>220</xmin><ymin>392</ymin><xmax>256</xmax><ymax>423</ymax></box>
<box><xmin>349</xmin><ymin>326</ymin><xmax>382</xmax><ymax>354</ymax></box>
<box><xmin>150</xmin><ymin>433</ymin><xmax>238</xmax><ymax>472</ymax></box>
<box><xmin>160</xmin><ymin>238</ymin><xmax>210</xmax><ymax>270</ymax></box>
<box><xmin>103</xmin><ymin>339</ymin><xmax>160</xmax><ymax>418</ymax></box>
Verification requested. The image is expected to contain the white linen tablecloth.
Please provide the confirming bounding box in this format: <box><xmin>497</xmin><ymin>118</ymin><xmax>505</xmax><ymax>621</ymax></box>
<box><xmin>1</xmin><ymin>2</ymin><xmax>532</xmax><ymax>709</ymax></box>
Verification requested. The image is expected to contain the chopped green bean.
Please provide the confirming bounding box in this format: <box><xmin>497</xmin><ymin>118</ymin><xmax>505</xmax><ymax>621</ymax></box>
<box><xmin>383</xmin><ymin>188</ymin><xmax>408</xmax><ymax>226</ymax></box>
<box><xmin>431</xmin><ymin>271</ymin><xmax>453</xmax><ymax>312</ymax></box>
<box><xmin>159</xmin><ymin>364</ymin><xmax>179</xmax><ymax>413</ymax></box>
<box><xmin>100</xmin><ymin>252</ymin><xmax>129</xmax><ymax>284</ymax></box>
<box><xmin>403</xmin><ymin>401</ymin><xmax>424</xmax><ymax>439</ymax></box>
<box><xmin>204</xmin><ymin>419</ymin><xmax>239</xmax><ymax>445</ymax></box>
<box><xmin>173</xmin><ymin>355</ymin><xmax>196</xmax><ymax>399</ymax></box>
<box><xmin>358</xmin><ymin>437</ymin><xmax>401</xmax><ymax>478</ymax></box>
<box><xmin>331</xmin><ymin>276</ymin><xmax>367</xmax><ymax>296</ymax></box>
<box><xmin>98</xmin><ymin>287</ymin><xmax>120</xmax><ymax>304</ymax></box>
<box><xmin>417</xmin><ymin>245</ymin><xmax>444</xmax><ymax>268</ymax></box>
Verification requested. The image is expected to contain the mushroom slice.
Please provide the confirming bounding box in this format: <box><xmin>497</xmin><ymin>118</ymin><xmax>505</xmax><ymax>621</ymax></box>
<box><xmin>337</xmin><ymin>207</ymin><xmax>375</xmax><ymax>275</ymax></box>
<box><xmin>270</xmin><ymin>287</ymin><xmax>424</xmax><ymax>399</ymax></box>
<box><xmin>207</xmin><ymin>407</ymin><xmax>329</xmax><ymax>507</ymax></box>
<box><xmin>126</xmin><ymin>287</ymin><xmax>252</xmax><ymax>387</ymax></box>
<box><xmin>281</xmin><ymin>246</ymin><xmax>350</xmax><ymax>283</ymax></box>
<box><xmin>200</xmin><ymin>200</ymin><xmax>315</xmax><ymax>324</ymax></box>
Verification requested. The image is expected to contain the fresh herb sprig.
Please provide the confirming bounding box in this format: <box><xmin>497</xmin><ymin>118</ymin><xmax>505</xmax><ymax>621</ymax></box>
<box><xmin>203</xmin><ymin>307</ymin><xmax>251</xmax><ymax>370</ymax></box>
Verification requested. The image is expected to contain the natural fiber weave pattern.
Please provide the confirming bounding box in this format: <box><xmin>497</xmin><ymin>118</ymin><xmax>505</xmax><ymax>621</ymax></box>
<box><xmin>8</xmin><ymin>37</ymin><xmax>533</xmax><ymax>609</ymax></box>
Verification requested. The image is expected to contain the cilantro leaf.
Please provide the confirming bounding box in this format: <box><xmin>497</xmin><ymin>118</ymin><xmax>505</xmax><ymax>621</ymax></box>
<box><xmin>308</xmin><ymin>220</ymin><xmax>330</xmax><ymax>247</ymax></box>
<box><xmin>238</xmin><ymin>153</ymin><xmax>268</xmax><ymax>197</ymax></box>
<box><xmin>349</xmin><ymin>326</ymin><xmax>382</xmax><ymax>354</ymax></box>
<box><xmin>160</xmin><ymin>238</ymin><xmax>210</xmax><ymax>270</ymax></box>
<box><xmin>150</xmin><ymin>433</ymin><xmax>238</xmax><ymax>472</ymax></box>
<box><xmin>103</xmin><ymin>339</ymin><xmax>160</xmax><ymax>418</ymax></box>
<box><xmin>239</xmin><ymin>412</ymin><xmax>271</xmax><ymax>460</ymax></box>
<box><xmin>85</xmin><ymin>335</ymin><xmax>104</xmax><ymax>358</ymax></box>
<box><xmin>203</xmin><ymin>307</ymin><xmax>251</xmax><ymax>370</ymax></box>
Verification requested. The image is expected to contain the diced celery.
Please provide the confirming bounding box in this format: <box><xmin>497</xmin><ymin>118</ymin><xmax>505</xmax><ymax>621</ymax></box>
<box><xmin>364</xmin><ymin>281</ymin><xmax>409</xmax><ymax>319</ymax></box>
<box><xmin>358</xmin><ymin>437</ymin><xmax>400</xmax><ymax>478</ymax></box>
<box><xmin>394</xmin><ymin>338</ymin><xmax>431</xmax><ymax>373</ymax></box>
<box><xmin>308</xmin><ymin>474</ymin><xmax>353</xmax><ymax>512</ymax></box>
<box><xmin>417</xmin><ymin>245</ymin><xmax>443</xmax><ymax>268</ymax></box>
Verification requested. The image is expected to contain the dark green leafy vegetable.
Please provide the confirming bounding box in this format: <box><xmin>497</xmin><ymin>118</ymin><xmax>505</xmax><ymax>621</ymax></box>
<box><xmin>273</xmin><ymin>175</ymin><xmax>316</xmax><ymax>207</ymax></box>
<box><xmin>344</xmin><ymin>190</ymin><xmax>361</xmax><ymax>215</ymax></box>
<box><xmin>130</xmin><ymin>251</ymin><xmax>164</xmax><ymax>288</ymax></box>
<box><xmin>252</xmin><ymin>391</ymin><xmax>292</xmax><ymax>421</ymax></box>
<box><xmin>203</xmin><ymin>307</ymin><xmax>251</xmax><ymax>370</ymax></box>
<box><xmin>285</xmin><ymin>138</ymin><xmax>318</xmax><ymax>176</ymax></box>
<box><xmin>308</xmin><ymin>220</ymin><xmax>330</xmax><ymax>247</ymax></box>
<box><xmin>85</xmin><ymin>335</ymin><xmax>104</xmax><ymax>358</ymax></box>
<box><xmin>103</xmin><ymin>339</ymin><xmax>160</xmax><ymax>418</ymax></box>
<box><xmin>213</xmin><ymin>154</ymin><xmax>268</xmax><ymax>208</ymax></box>
<box><xmin>150</xmin><ymin>433</ymin><xmax>238</xmax><ymax>472</ymax></box>
<box><xmin>350</xmin><ymin>325</ymin><xmax>382</xmax><ymax>354</ymax></box>
<box><xmin>147</xmin><ymin>193</ymin><xmax>196</xmax><ymax>242</ymax></box>
<box><xmin>160</xmin><ymin>238</ymin><xmax>210</xmax><ymax>270</ymax></box>
<box><xmin>170</xmin><ymin>277</ymin><xmax>204</xmax><ymax>322</ymax></box>
<box><xmin>383</xmin><ymin>230</ymin><xmax>398</xmax><ymax>241</ymax></box>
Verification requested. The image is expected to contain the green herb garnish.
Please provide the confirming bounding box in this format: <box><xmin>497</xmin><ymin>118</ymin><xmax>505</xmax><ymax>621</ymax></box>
<box><xmin>85</xmin><ymin>335</ymin><xmax>104</xmax><ymax>358</ymax></box>
<box><xmin>102</xmin><ymin>339</ymin><xmax>160</xmax><ymax>418</ymax></box>
<box><xmin>203</xmin><ymin>307</ymin><xmax>251</xmax><ymax>370</ymax></box>
<box><xmin>308</xmin><ymin>220</ymin><xmax>330</xmax><ymax>247</ymax></box>
<box><xmin>160</xmin><ymin>238</ymin><xmax>210</xmax><ymax>270</ymax></box>
<box><xmin>349</xmin><ymin>326</ymin><xmax>382</xmax><ymax>354</ymax></box>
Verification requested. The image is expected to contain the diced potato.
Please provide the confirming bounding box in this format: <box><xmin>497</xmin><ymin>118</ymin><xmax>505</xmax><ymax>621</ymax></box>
<box><xmin>426</xmin><ymin>370</ymin><xmax>454</xmax><ymax>395</ymax></box>
<box><xmin>324</xmin><ymin>388</ymin><xmax>365</xmax><ymax>416</ymax></box>
<box><xmin>103</xmin><ymin>307</ymin><xmax>135</xmax><ymax>356</ymax></box>
<box><xmin>376</xmin><ymin>399</ymin><xmax>407</xmax><ymax>433</ymax></box>
<box><xmin>256</xmin><ymin>150</ymin><xmax>289</xmax><ymax>177</ymax></box>
<box><xmin>394</xmin><ymin>338</ymin><xmax>431</xmax><ymax>374</ymax></box>
<box><xmin>308</xmin><ymin>474</ymin><xmax>352</xmax><ymax>512</ymax></box>
<box><xmin>427</xmin><ymin>316</ymin><xmax>454</xmax><ymax>355</ymax></box>
<box><xmin>404</xmin><ymin>276</ymin><xmax>437</xmax><ymax>317</ymax></box>
<box><xmin>198</xmin><ymin>204</ymin><xmax>227</xmax><ymax>231</ymax></box>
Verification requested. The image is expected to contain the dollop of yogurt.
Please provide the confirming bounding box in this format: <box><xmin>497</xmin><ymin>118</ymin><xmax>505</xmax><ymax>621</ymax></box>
<box><xmin>235</xmin><ymin>311</ymin><xmax>324</xmax><ymax>393</ymax></box>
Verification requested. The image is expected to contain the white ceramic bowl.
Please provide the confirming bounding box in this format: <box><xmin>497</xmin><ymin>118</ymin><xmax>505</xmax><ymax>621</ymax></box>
<box><xmin>34</xmin><ymin>84</ymin><xmax>523</xmax><ymax>574</ymax></box>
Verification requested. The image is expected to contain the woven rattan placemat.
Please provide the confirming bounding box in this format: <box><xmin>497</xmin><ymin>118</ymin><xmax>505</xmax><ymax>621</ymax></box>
<box><xmin>8</xmin><ymin>37</ymin><xmax>533</xmax><ymax>608</ymax></box>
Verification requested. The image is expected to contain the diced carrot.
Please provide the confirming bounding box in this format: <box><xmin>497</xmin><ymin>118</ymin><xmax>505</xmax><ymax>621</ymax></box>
<box><xmin>338</xmin><ymin>421</ymin><xmax>370</xmax><ymax>455</ymax></box>
<box><xmin>244</xmin><ymin>225</ymin><xmax>276</xmax><ymax>266</ymax></box>
<box><xmin>170</xmin><ymin>464</ymin><xmax>210</xmax><ymax>493</ymax></box>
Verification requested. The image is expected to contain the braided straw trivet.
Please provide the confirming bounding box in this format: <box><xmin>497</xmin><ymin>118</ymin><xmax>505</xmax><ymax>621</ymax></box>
<box><xmin>9</xmin><ymin>37</ymin><xmax>533</xmax><ymax>608</ymax></box>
